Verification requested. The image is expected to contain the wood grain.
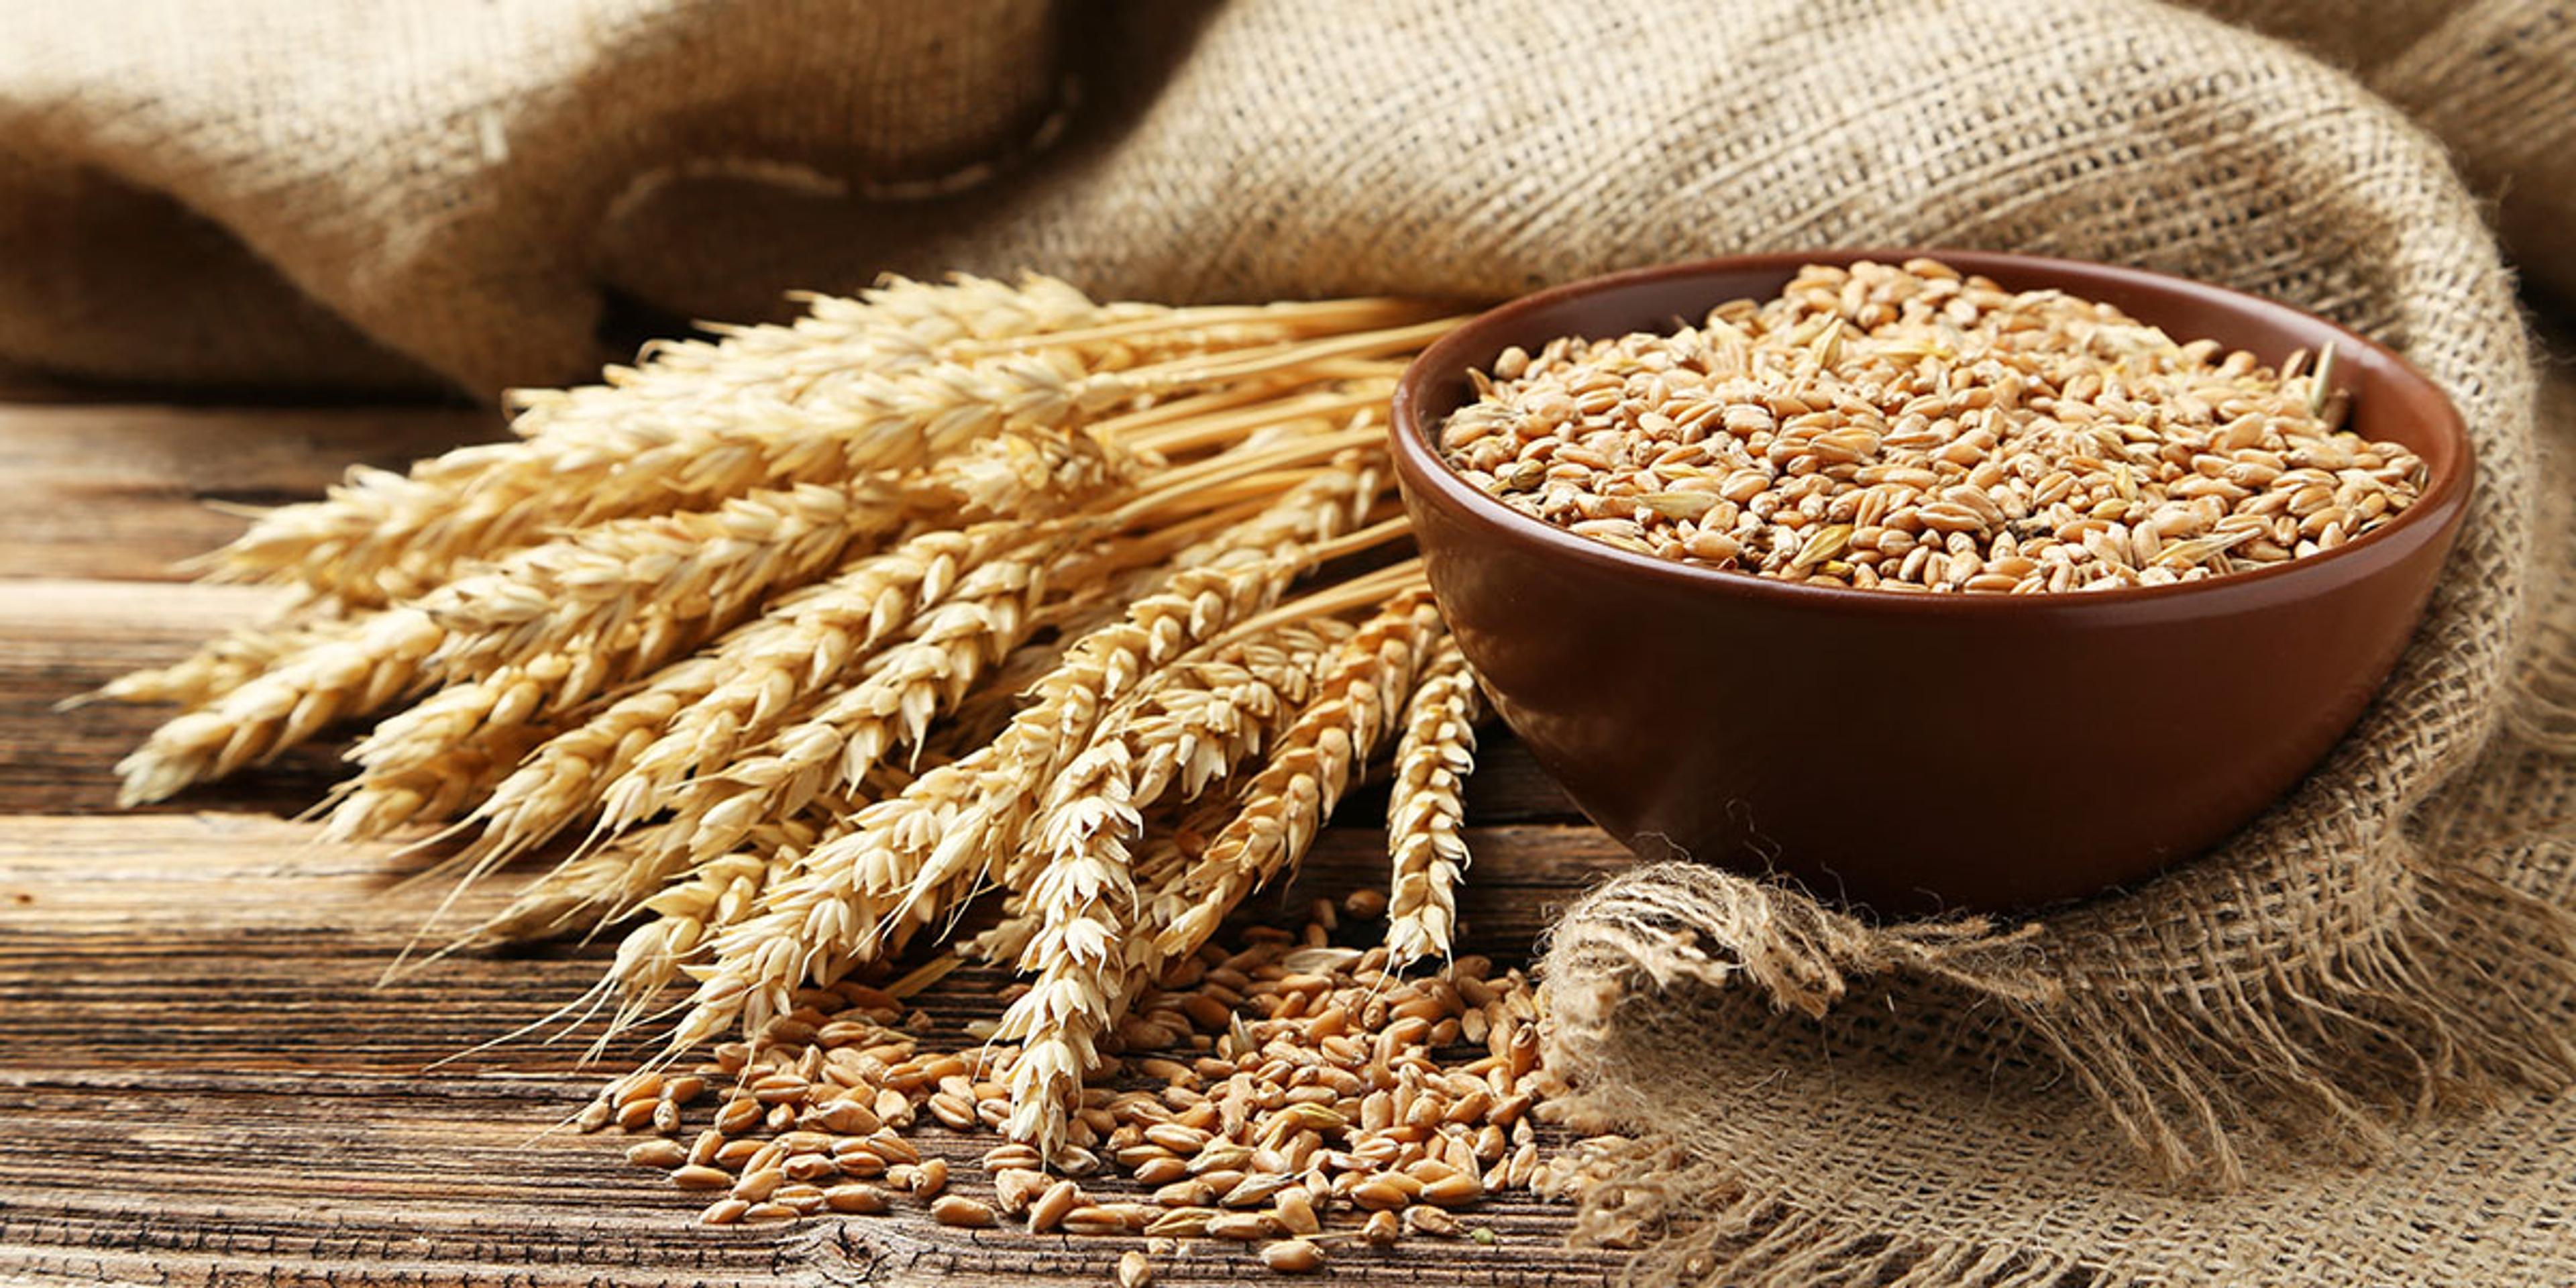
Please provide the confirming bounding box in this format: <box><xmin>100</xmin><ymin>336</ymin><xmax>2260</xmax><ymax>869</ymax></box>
<box><xmin>0</xmin><ymin>398</ymin><xmax>1622</xmax><ymax>1286</ymax></box>
<box><xmin>0</xmin><ymin>401</ymin><xmax>497</xmax><ymax>580</ymax></box>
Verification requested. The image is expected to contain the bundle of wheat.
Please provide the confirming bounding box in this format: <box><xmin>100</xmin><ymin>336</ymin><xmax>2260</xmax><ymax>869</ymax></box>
<box><xmin>100</xmin><ymin>275</ymin><xmax>1499</xmax><ymax>1163</ymax></box>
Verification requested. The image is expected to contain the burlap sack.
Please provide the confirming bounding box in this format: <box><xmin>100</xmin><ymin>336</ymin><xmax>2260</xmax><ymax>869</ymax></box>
<box><xmin>7</xmin><ymin>1</ymin><xmax>2573</xmax><ymax>1283</ymax></box>
<box><xmin>0</xmin><ymin>0</ymin><xmax>1075</xmax><ymax>392</ymax></box>
<box><xmin>2200</xmin><ymin>0</ymin><xmax>2576</xmax><ymax>305</ymax></box>
<box><xmin>7</xmin><ymin>0</ymin><xmax>2575</xmax><ymax>396</ymax></box>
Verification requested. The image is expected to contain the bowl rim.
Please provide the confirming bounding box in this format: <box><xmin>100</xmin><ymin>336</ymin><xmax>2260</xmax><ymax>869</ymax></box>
<box><xmin>1390</xmin><ymin>248</ymin><xmax>2476</xmax><ymax>614</ymax></box>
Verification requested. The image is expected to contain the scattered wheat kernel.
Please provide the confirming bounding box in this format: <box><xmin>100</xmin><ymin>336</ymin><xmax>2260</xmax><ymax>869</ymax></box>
<box><xmin>1118</xmin><ymin>1249</ymin><xmax>1154</xmax><ymax>1288</ymax></box>
<box><xmin>1362</xmin><ymin>1210</ymin><xmax>1402</xmax><ymax>1246</ymax></box>
<box><xmin>1262</xmin><ymin>1239</ymin><xmax>1326</xmax><ymax>1273</ymax></box>
<box><xmin>930</xmin><ymin>1195</ymin><xmax>997</xmax><ymax>1228</ymax></box>
<box><xmin>625</xmin><ymin>1139</ymin><xmax>686</xmax><ymax>1169</ymax></box>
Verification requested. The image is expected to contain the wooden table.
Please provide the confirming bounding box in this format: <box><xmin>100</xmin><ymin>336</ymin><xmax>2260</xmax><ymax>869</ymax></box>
<box><xmin>0</xmin><ymin>384</ymin><xmax>1630</xmax><ymax>1286</ymax></box>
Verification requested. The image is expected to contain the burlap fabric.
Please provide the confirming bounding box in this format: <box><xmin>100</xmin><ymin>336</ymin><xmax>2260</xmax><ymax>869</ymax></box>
<box><xmin>7</xmin><ymin>1</ymin><xmax>2573</xmax><ymax>1283</ymax></box>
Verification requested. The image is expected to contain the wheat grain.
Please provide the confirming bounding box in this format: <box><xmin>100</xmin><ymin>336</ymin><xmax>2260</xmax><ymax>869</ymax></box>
<box><xmin>1440</xmin><ymin>259</ymin><xmax>2422</xmax><ymax>592</ymax></box>
<box><xmin>1384</xmin><ymin>635</ymin><xmax>1481</xmax><ymax>968</ymax></box>
<box><xmin>604</xmin><ymin>906</ymin><xmax>1586</xmax><ymax>1263</ymax></box>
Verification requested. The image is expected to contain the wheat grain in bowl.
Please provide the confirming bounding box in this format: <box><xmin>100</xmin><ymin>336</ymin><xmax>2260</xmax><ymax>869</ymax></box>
<box><xmin>1434</xmin><ymin>258</ymin><xmax>2424</xmax><ymax>594</ymax></box>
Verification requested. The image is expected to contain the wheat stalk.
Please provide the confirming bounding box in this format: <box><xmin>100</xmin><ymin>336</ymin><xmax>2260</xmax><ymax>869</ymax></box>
<box><xmin>1384</xmin><ymin>633</ymin><xmax>1481</xmax><ymax>968</ymax></box>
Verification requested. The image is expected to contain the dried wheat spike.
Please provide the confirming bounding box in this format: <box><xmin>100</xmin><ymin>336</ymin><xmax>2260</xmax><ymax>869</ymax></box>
<box><xmin>113</xmin><ymin>608</ymin><xmax>444</xmax><ymax>806</ymax></box>
<box><xmin>652</xmin><ymin>449</ymin><xmax>1380</xmax><ymax>894</ymax></box>
<box><xmin>209</xmin><ymin>274</ymin><xmax>1123</xmax><ymax>604</ymax></box>
<box><xmin>629</xmin><ymin>530</ymin><xmax>1066</xmax><ymax>869</ymax></box>
<box><xmin>436</xmin><ymin>657</ymin><xmax>724</xmax><ymax>866</ymax></box>
<box><xmin>421</xmin><ymin>427</ymin><xmax>1122</xmax><ymax>682</ymax></box>
<box><xmin>270</xmin><ymin>294</ymin><xmax>1379</xmax><ymax>612</ymax></box>
<box><xmin>994</xmin><ymin>623</ymin><xmax>1344</xmax><ymax>1153</ymax></box>
<box><xmin>665</xmin><ymin>466</ymin><xmax>1384</xmax><ymax>1051</ymax></box>
<box><xmin>127</xmin><ymin>482</ymin><xmax>875</xmax><ymax>810</ymax></box>
<box><xmin>75</xmin><ymin>616</ymin><xmax>337</xmax><ymax>710</ymax></box>
<box><xmin>592</xmin><ymin>523</ymin><xmax>1028</xmax><ymax>830</ymax></box>
<box><xmin>341</xmin><ymin>523</ymin><xmax>1025</xmax><ymax>853</ymax></box>
<box><xmin>1150</xmin><ymin>590</ymin><xmax>1444</xmax><ymax>968</ymax></box>
<box><xmin>317</xmin><ymin>720</ymin><xmax>558</xmax><ymax>843</ymax></box>
<box><xmin>667</xmin><ymin>558</ymin><xmax>1290</xmax><ymax>1050</ymax></box>
<box><xmin>1384</xmin><ymin>632</ymin><xmax>1480</xmax><ymax>968</ymax></box>
<box><xmin>417</xmin><ymin>482</ymin><xmax>897</xmax><ymax>680</ymax></box>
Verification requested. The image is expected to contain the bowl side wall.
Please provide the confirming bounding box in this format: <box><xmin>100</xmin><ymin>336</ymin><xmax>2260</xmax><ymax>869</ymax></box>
<box><xmin>1391</xmin><ymin>252</ymin><xmax>2471</xmax><ymax>912</ymax></box>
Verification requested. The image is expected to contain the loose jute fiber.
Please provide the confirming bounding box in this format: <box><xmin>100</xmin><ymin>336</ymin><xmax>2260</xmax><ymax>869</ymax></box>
<box><xmin>7</xmin><ymin>0</ymin><xmax>2575</xmax><ymax>1282</ymax></box>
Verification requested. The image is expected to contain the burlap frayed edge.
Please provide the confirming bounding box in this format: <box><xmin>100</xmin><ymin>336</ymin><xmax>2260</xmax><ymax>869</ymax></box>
<box><xmin>1559</xmin><ymin>1137</ymin><xmax>2094</xmax><ymax>1288</ymax></box>
<box><xmin>1540</xmin><ymin>842</ymin><xmax>2576</xmax><ymax>1167</ymax></box>
<box><xmin>1538</xmin><ymin>848</ymin><xmax>2576</xmax><ymax>1283</ymax></box>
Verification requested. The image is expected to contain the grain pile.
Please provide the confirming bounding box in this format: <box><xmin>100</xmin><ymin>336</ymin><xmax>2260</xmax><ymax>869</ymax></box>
<box><xmin>87</xmin><ymin>276</ymin><xmax>1614</xmax><ymax>1196</ymax></box>
<box><xmin>582</xmin><ymin>892</ymin><xmax>1597</xmax><ymax>1276</ymax></box>
<box><xmin>1439</xmin><ymin>259</ymin><xmax>2424</xmax><ymax>592</ymax></box>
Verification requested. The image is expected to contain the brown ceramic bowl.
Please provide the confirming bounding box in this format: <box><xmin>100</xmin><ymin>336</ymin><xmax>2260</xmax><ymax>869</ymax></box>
<box><xmin>1391</xmin><ymin>250</ymin><xmax>2473</xmax><ymax>914</ymax></box>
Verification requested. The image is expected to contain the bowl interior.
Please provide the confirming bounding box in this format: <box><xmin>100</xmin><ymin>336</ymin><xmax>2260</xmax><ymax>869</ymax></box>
<box><xmin>1394</xmin><ymin>249</ymin><xmax>2472</xmax><ymax>606</ymax></box>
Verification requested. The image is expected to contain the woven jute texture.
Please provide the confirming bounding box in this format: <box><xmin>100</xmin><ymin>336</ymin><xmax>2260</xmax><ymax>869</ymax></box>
<box><xmin>7</xmin><ymin>1</ymin><xmax>2573</xmax><ymax>1283</ymax></box>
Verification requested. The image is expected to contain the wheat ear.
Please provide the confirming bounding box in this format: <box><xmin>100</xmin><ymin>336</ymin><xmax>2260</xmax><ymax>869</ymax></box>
<box><xmin>70</xmin><ymin>616</ymin><xmax>339</xmax><ymax>710</ymax></box>
<box><xmin>1150</xmin><ymin>591</ymin><xmax>1444</xmax><ymax>967</ymax></box>
<box><xmin>994</xmin><ymin>623</ymin><xmax>1344</xmax><ymax>1153</ymax></box>
<box><xmin>1383</xmin><ymin>632</ymin><xmax>1480</xmax><ymax>968</ymax></box>
<box><xmin>591</xmin><ymin>523</ymin><xmax>1028</xmax><ymax>830</ymax></box>
<box><xmin>325</xmin><ymin>433</ymin><xmax>1122</xmax><ymax>837</ymax></box>
<box><xmin>205</xmin><ymin>274</ymin><xmax>1124</xmax><ymax>604</ymax></box>
<box><xmin>113</xmin><ymin>608</ymin><xmax>443</xmax><ymax>806</ymax></box>
<box><xmin>665</xmin><ymin>464</ymin><xmax>1382</xmax><ymax>1051</ymax></box>
<box><xmin>628</xmin><ymin>529</ymin><xmax>1071</xmax><ymax>871</ymax></box>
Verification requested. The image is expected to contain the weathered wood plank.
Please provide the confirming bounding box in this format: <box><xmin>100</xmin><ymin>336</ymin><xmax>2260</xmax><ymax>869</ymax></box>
<box><xmin>0</xmin><ymin>401</ymin><xmax>498</xmax><ymax>580</ymax></box>
<box><xmin>0</xmin><ymin>393</ymin><xmax>1623</xmax><ymax>1287</ymax></box>
<box><xmin>0</xmin><ymin>814</ymin><xmax>1629</xmax><ymax>1288</ymax></box>
<box><xmin>0</xmin><ymin>581</ymin><xmax>341</xmax><ymax>814</ymax></box>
